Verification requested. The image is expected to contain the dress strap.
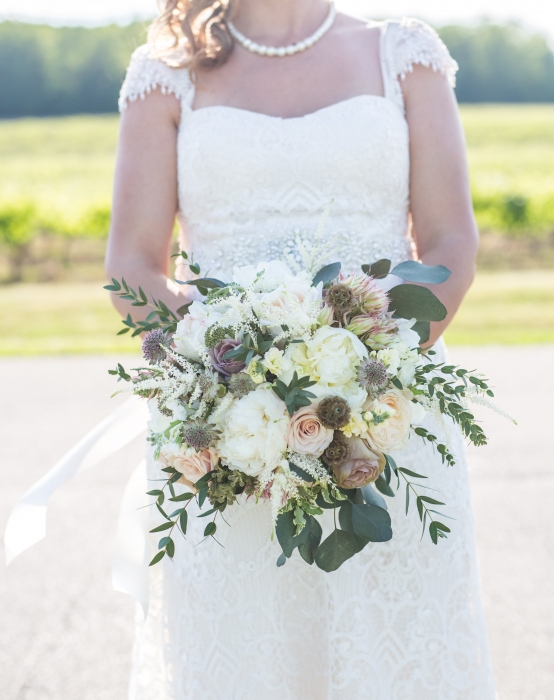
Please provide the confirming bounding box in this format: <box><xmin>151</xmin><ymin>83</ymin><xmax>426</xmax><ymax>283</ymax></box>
<box><xmin>379</xmin><ymin>18</ymin><xmax>458</xmax><ymax>114</ymax></box>
<box><xmin>119</xmin><ymin>44</ymin><xmax>195</xmax><ymax>113</ymax></box>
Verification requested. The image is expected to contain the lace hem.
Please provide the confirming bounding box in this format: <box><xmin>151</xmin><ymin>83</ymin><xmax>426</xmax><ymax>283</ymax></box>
<box><xmin>119</xmin><ymin>45</ymin><xmax>194</xmax><ymax>112</ymax></box>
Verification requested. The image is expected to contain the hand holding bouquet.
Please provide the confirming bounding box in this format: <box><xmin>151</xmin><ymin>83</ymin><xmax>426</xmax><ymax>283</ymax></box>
<box><xmin>106</xmin><ymin>252</ymin><xmax>504</xmax><ymax>572</ymax></box>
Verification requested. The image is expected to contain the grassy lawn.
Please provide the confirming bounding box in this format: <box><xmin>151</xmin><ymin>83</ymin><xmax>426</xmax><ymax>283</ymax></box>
<box><xmin>1</xmin><ymin>271</ymin><xmax>553</xmax><ymax>356</ymax></box>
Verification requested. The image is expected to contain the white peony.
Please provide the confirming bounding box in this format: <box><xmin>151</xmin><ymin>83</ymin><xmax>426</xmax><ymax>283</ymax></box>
<box><xmin>283</xmin><ymin>326</ymin><xmax>368</xmax><ymax>400</ymax></box>
<box><xmin>254</xmin><ymin>277</ymin><xmax>322</xmax><ymax>336</ymax></box>
<box><xmin>232</xmin><ymin>261</ymin><xmax>295</xmax><ymax>293</ymax></box>
<box><xmin>173</xmin><ymin>301</ymin><xmax>223</xmax><ymax>362</ymax></box>
<box><xmin>147</xmin><ymin>401</ymin><xmax>174</xmax><ymax>434</ymax></box>
<box><xmin>395</xmin><ymin>317</ymin><xmax>421</xmax><ymax>350</ymax></box>
<box><xmin>217</xmin><ymin>385</ymin><xmax>289</xmax><ymax>476</ymax></box>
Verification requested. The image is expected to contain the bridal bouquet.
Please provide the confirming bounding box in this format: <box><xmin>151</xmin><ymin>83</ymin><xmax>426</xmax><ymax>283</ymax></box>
<box><xmin>106</xmin><ymin>249</ymin><xmax>498</xmax><ymax>572</ymax></box>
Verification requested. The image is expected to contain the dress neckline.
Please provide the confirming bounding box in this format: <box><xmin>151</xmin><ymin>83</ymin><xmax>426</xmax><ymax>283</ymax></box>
<box><xmin>186</xmin><ymin>93</ymin><xmax>395</xmax><ymax>122</ymax></box>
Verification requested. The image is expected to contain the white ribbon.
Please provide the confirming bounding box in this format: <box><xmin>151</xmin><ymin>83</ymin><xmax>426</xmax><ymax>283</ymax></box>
<box><xmin>112</xmin><ymin>458</ymin><xmax>152</xmax><ymax>617</ymax></box>
<box><xmin>4</xmin><ymin>395</ymin><xmax>151</xmax><ymax>612</ymax></box>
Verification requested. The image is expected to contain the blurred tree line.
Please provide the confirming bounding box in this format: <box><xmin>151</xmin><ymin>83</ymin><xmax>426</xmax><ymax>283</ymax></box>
<box><xmin>0</xmin><ymin>19</ymin><xmax>553</xmax><ymax>117</ymax></box>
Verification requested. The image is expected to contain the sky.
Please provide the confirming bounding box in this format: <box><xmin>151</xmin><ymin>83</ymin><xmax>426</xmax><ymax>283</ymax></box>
<box><xmin>1</xmin><ymin>0</ymin><xmax>553</xmax><ymax>42</ymax></box>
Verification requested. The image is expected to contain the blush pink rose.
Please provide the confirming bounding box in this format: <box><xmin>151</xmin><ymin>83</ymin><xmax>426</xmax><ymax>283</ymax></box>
<box><xmin>286</xmin><ymin>405</ymin><xmax>334</xmax><ymax>456</ymax></box>
<box><xmin>332</xmin><ymin>438</ymin><xmax>386</xmax><ymax>489</ymax></box>
<box><xmin>165</xmin><ymin>448</ymin><xmax>218</xmax><ymax>490</ymax></box>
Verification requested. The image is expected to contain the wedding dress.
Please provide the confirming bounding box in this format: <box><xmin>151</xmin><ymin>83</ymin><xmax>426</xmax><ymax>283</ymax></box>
<box><xmin>119</xmin><ymin>18</ymin><xmax>496</xmax><ymax>700</ymax></box>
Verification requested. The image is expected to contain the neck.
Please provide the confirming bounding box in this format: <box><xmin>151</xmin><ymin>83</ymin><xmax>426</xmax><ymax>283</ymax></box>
<box><xmin>231</xmin><ymin>0</ymin><xmax>330</xmax><ymax>46</ymax></box>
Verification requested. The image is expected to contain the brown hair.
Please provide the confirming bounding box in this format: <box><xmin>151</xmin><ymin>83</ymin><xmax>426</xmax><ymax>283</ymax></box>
<box><xmin>148</xmin><ymin>0</ymin><xmax>236</xmax><ymax>75</ymax></box>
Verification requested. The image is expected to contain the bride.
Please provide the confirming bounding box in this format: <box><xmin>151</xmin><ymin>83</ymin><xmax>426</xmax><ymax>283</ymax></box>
<box><xmin>106</xmin><ymin>0</ymin><xmax>496</xmax><ymax>697</ymax></box>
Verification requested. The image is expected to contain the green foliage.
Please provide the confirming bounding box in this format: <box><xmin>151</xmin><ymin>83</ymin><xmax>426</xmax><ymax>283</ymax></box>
<box><xmin>0</xmin><ymin>201</ymin><xmax>37</xmax><ymax>281</ymax></box>
<box><xmin>272</xmin><ymin>371</ymin><xmax>317</xmax><ymax>416</ymax></box>
<box><xmin>439</xmin><ymin>22</ymin><xmax>554</xmax><ymax>103</ymax></box>
<box><xmin>0</xmin><ymin>21</ymin><xmax>147</xmax><ymax>118</ymax></box>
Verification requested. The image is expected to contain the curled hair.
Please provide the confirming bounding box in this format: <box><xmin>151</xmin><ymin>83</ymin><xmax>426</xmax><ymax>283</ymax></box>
<box><xmin>148</xmin><ymin>0</ymin><xmax>236</xmax><ymax>75</ymax></box>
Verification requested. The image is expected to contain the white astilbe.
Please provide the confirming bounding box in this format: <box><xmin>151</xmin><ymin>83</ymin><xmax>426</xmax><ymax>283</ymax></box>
<box><xmin>288</xmin><ymin>452</ymin><xmax>330</xmax><ymax>482</ymax></box>
<box><xmin>464</xmin><ymin>387</ymin><xmax>517</xmax><ymax>424</ymax></box>
<box><xmin>210</xmin><ymin>392</ymin><xmax>235</xmax><ymax>423</ymax></box>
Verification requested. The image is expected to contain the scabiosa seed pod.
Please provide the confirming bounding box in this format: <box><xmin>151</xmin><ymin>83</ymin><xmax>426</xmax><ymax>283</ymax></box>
<box><xmin>142</xmin><ymin>328</ymin><xmax>170</xmax><ymax>365</ymax></box>
<box><xmin>228</xmin><ymin>372</ymin><xmax>257</xmax><ymax>398</ymax></box>
<box><xmin>321</xmin><ymin>431</ymin><xmax>349</xmax><ymax>469</ymax></box>
<box><xmin>325</xmin><ymin>283</ymin><xmax>355</xmax><ymax>313</ymax></box>
<box><xmin>317</xmin><ymin>396</ymin><xmax>352</xmax><ymax>430</ymax></box>
<box><xmin>182</xmin><ymin>420</ymin><xmax>218</xmax><ymax>451</ymax></box>
<box><xmin>357</xmin><ymin>358</ymin><xmax>389</xmax><ymax>395</ymax></box>
<box><xmin>204</xmin><ymin>325</ymin><xmax>234</xmax><ymax>349</ymax></box>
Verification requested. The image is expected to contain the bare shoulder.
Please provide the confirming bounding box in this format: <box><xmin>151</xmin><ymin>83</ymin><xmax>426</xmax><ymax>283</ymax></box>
<box><xmin>121</xmin><ymin>86</ymin><xmax>181</xmax><ymax>130</ymax></box>
<box><xmin>330</xmin><ymin>12</ymin><xmax>383</xmax><ymax>66</ymax></box>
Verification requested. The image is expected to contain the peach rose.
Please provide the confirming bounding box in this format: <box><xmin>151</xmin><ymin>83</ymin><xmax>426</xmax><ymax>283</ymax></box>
<box><xmin>160</xmin><ymin>445</ymin><xmax>218</xmax><ymax>490</ymax></box>
<box><xmin>332</xmin><ymin>437</ymin><xmax>386</xmax><ymax>489</ymax></box>
<box><xmin>286</xmin><ymin>405</ymin><xmax>334</xmax><ymax>456</ymax></box>
<box><xmin>364</xmin><ymin>388</ymin><xmax>413</xmax><ymax>452</ymax></box>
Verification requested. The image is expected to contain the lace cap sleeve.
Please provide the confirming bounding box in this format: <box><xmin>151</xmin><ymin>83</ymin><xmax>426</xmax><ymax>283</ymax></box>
<box><xmin>381</xmin><ymin>18</ymin><xmax>458</xmax><ymax>113</ymax></box>
<box><xmin>119</xmin><ymin>45</ymin><xmax>194</xmax><ymax>112</ymax></box>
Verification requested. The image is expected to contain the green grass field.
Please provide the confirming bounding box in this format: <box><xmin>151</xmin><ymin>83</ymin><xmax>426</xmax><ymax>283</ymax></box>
<box><xmin>1</xmin><ymin>105</ymin><xmax>553</xmax><ymax>226</ymax></box>
<box><xmin>1</xmin><ymin>271</ymin><xmax>553</xmax><ymax>356</ymax></box>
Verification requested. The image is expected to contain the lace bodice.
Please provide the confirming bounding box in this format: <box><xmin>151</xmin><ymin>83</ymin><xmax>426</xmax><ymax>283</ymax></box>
<box><xmin>119</xmin><ymin>18</ymin><xmax>457</xmax><ymax>276</ymax></box>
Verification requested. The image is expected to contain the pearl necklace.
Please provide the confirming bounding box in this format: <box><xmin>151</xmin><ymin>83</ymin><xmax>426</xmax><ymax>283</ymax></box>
<box><xmin>228</xmin><ymin>1</ymin><xmax>336</xmax><ymax>57</ymax></box>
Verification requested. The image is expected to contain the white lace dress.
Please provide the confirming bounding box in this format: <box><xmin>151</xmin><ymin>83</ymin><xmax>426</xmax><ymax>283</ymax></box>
<box><xmin>119</xmin><ymin>18</ymin><xmax>496</xmax><ymax>700</ymax></box>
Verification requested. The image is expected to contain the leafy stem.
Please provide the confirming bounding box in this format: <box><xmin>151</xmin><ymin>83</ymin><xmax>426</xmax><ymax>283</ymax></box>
<box><xmin>104</xmin><ymin>277</ymin><xmax>180</xmax><ymax>336</ymax></box>
<box><xmin>397</xmin><ymin>467</ymin><xmax>452</xmax><ymax>544</ymax></box>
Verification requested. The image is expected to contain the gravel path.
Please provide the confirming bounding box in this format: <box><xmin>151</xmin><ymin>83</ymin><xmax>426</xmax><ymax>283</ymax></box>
<box><xmin>1</xmin><ymin>348</ymin><xmax>553</xmax><ymax>700</ymax></box>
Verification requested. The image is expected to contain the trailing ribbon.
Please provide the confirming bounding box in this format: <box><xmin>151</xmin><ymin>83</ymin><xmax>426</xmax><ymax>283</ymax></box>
<box><xmin>4</xmin><ymin>395</ymin><xmax>151</xmax><ymax>611</ymax></box>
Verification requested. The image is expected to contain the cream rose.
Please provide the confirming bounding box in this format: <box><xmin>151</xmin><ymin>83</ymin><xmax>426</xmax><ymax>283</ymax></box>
<box><xmin>333</xmin><ymin>438</ymin><xmax>386</xmax><ymax>489</ymax></box>
<box><xmin>286</xmin><ymin>405</ymin><xmax>334</xmax><ymax>456</ymax></box>
<box><xmin>159</xmin><ymin>445</ymin><xmax>218</xmax><ymax>490</ymax></box>
<box><xmin>364</xmin><ymin>388</ymin><xmax>413</xmax><ymax>452</ymax></box>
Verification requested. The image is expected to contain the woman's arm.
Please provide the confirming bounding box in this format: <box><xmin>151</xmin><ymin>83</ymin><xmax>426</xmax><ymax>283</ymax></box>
<box><xmin>105</xmin><ymin>89</ymin><xmax>192</xmax><ymax>321</ymax></box>
<box><xmin>402</xmin><ymin>65</ymin><xmax>478</xmax><ymax>345</ymax></box>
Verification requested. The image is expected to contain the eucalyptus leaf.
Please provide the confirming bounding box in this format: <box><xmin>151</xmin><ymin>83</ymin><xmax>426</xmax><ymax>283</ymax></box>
<box><xmin>298</xmin><ymin>516</ymin><xmax>323</xmax><ymax>565</ymax></box>
<box><xmin>388</xmin><ymin>284</ymin><xmax>447</xmax><ymax>322</ymax></box>
<box><xmin>276</xmin><ymin>552</ymin><xmax>287</xmax><ymax>567</ymax></box>
<box><xmin>149</xmin><ymin>551</ymin><xmax>165</xmax><ymax>566</ymax></box>
<box><xmin>413</xmin><ymin>320</ymin><xmax>431</xmax><ymax>344</ymax></box>
<box><xmin>175</xmin><ymin>277</ymin><xmax>227</xmax><ymax>289</ymax></box>
<box><xmin>361</xmin><ymin>485</ymin><xmax>388</xmax><ymax>511</ymax></box>
<box><xmin>314</xmin><ymin>529</ymin><xmax>360</xmax><ymax>572</ymax></box>
<box><xmin>338</xmin><ymin>501</ymin><xmax>369</xmax><ymax>553</ymax></box>
<box><xmin>374</xmin><ymin>473</ymin><xmax>395</xmax><ymax>497</ymax></box>
<box><xmin>351</xmin><ymin>502</ymin><xmax>392</xmax><ymax>542</ymax></box>
<box><xmin>312</xmin><ymin>262</ymin><xmax>341</xmax><ymax>287</ymax></box>
<box><xmin>361</xmin><ymin>259</ymin><xmax>391</xmax><ymax>278</ymax></box>
<box><xmin>276</xmin><ymin>510</ymin><xmax>309</xmax><ymax>557</ymax></box>
<box><xmin>391</xmin><ymin>260</ymin><xmax>451</xmax><ymax>284</ymax></box>
<box><xmin>204</xmin><ymin>522</ymin><xmax>217</xmax><ymax>537</ymax></box>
